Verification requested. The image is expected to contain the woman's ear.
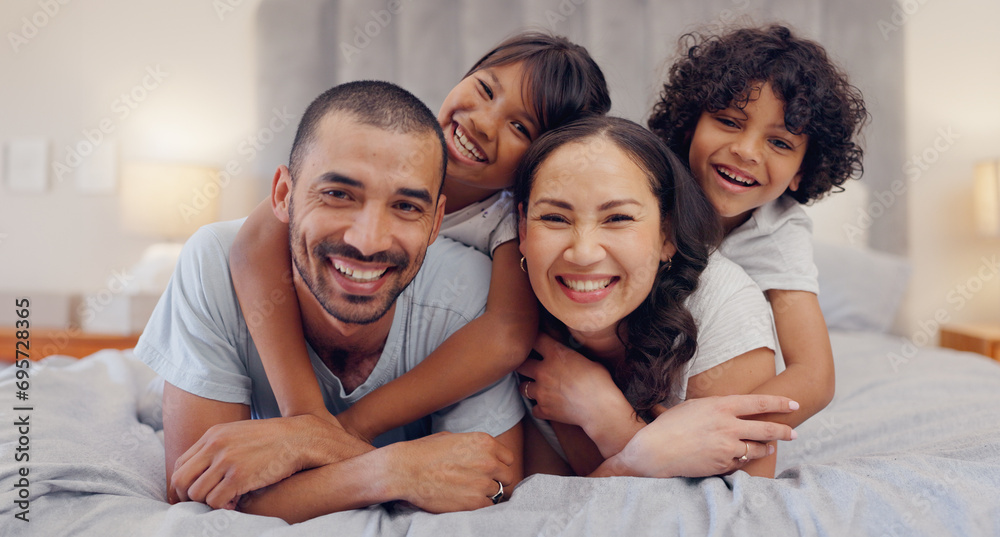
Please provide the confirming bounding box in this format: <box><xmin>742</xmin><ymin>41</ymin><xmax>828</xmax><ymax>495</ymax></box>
<box><xmin>271</xmin><ymin>165</ymin><xmax>293</xmax><ymax>224</ymax></box>
<box><xmin>518</xmin><ymin>203</ymin><xmax>527</xmax><ymax>255</ymax></box>
<box><xmin>660</xmin><ymin>220</ymin><xmax>677</xmax><ymax>262</ymax></box>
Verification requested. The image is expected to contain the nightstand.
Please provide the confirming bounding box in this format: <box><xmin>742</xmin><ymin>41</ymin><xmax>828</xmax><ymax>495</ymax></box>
<box><xmin>939</xmin><ymin>324</ymin><xmax>1000</xmax><ymax>363</ymax></box>
<box><xmin>0</xmin><ymin>328</ymin><xmax>140</xmax><ymax>363</ymax></box>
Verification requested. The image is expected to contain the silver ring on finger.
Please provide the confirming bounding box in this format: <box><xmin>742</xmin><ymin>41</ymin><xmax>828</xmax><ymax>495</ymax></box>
<box><xmin>738</xmin><ymin>441</ymin><xmax>749</xmax><ymax>463</ymax></box>
<box><xmin>490</xmin><ymin>480</ymin><xmax>504</xmax><ymax>504</ymax></box>
<box><xmin>523</xmin><ymin>381</ymin><xmax>533</xmax><ymax>401</ymax></box>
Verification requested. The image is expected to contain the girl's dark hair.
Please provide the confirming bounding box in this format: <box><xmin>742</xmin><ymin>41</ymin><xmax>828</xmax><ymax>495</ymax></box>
<box><xmin>466</xmin><ymin>31</ymin><xmax>611</xmax><ymax>135</ymax></box>
<box><xmin>648</xmin><ymin>24</ymin><xmax>869</xmax><ymax>203</ymax></box>
<box><xmin>514</xmin><ymin>116</ymin><xmax>721</xmax><ymax>421</ymax></box>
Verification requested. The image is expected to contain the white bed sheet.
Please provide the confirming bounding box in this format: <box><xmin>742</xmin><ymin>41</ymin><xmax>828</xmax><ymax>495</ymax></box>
<box><xmin>2</xmin><ymin>331</ymin><xmax>1000</xmax><ymax>536</ymax></box>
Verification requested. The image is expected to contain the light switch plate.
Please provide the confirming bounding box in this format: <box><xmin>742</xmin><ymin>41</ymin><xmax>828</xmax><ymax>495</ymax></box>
<box><xmin>5</xmin><ymin>137</ymin><xmax>49</xmax><ymax>193</ymax></box>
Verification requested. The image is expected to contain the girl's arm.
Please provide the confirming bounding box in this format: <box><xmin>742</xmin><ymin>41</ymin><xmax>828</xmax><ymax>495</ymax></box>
<box><xmin>230</xmin><ymin>199</ymin><xmax>334</xmax><ymax>423</ymax></box>
<box><xmin>338</xmin><ymin>240</ymin><xmax>538</xmax><ymax>442</ymax></box>
<box><xmin>748</xmin><ymin>290</ymin><xmax>835</xmax><ymax>428</ymax></box>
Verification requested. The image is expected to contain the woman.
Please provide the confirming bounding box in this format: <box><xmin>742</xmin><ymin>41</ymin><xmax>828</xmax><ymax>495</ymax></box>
<box><xmin>513</xmin><ymin>116</ymin><xmax>796</xmax><ymax>478</ymax></box>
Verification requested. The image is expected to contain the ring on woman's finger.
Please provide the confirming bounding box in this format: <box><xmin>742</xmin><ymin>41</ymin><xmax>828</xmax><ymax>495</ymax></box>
<box><xmin>523</xmin><ymin>381</ymin><xmax>533</xmax><ymax>401</ymax></box>
<box><xmin>490</xmin><ymin>480</ymin><xmax>504</xmax><ymax>504</ymax></box>
<box><xmin>738</xmin><ymin>441</ymin><xmax>749</xmax><ymax>463</ymax></box>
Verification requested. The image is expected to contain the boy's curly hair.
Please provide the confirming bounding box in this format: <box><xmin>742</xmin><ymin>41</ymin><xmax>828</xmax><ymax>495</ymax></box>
<box><xmin>647</xmin><ymin>25</ymin><xmax>869</xmax><ymax>203</ymax></box>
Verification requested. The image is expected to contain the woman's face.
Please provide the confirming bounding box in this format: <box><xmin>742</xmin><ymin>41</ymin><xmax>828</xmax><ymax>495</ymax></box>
<box><xmin>437</xmin><ymin>61</ymin><xmax>541</xmax><ymax>191</ymax></box>
<box><xmin>519</xmin><ymin>137</ymin><xmax>674</xmax><ymax>343</ymax></box>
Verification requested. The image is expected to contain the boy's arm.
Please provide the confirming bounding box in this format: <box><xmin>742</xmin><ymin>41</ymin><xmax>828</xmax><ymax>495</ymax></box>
<box><xmin>749</xmin><ymin>289</ymin><xmax>835</xmax><ymax>428</ymax></box>
<box><xmin>338</xmin><ymin>240</ymin><xmax>537</xmax><ymax>441</ymax></box>
<box><xmin>230</xmin><ymin>199</ymin><xmax>332</xmax><ymax>422</ymax></box>
<box><xmin>685</xmin><ymin>347</ymin><xmax>778</xmax><ymax>477</ymax></box>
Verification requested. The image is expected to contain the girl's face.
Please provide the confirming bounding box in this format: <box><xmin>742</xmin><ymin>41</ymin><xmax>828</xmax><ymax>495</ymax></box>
<box><xmin>518</xmin><ymin>137</ymin><xmax>674</xmax><ymax>343</ymax></box>
<box><xmin>438</xmin><ymin>61</ymin><xmax>540</xmax><ymax>191</ymax></box>
<box><xmin>687</xmin><ymin>82</ymin><xmax>808</xmax><ymax>229</ymax></box>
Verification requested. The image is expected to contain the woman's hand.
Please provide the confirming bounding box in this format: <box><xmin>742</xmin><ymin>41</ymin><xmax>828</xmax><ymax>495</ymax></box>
<box><xmin>593</xmin><ymin>394</ymin><xmax>798</xmax><ymax>478</ymax></box>
<box><xmin>516</xmin><ymin>333</ymin><xmax>624</xmax><ymax>427</ymax></box>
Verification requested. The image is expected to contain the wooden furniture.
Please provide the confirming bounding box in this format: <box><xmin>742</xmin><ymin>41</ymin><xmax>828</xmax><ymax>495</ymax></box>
<box><xmin>939</xmin><ymin>323</ymin><xmax>1000</xmax><ymax>363</ymax></box>
<box><xmin>0</xmin><ymin>328</ymin><xmax>140</xmax><ymax>363</ymax></box>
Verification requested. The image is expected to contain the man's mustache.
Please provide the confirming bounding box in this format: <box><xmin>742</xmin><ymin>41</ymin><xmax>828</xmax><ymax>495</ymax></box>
<box><xmin>313</xmin><ymin>241</ymin><xmax>409</xmax><ymax>268</ymax></box>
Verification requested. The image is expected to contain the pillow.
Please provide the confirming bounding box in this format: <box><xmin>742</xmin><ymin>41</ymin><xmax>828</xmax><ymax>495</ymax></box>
<box><xmin>813</xmin><ymin>240</ymin><xmax>911</xmax><ymax>333</ymax></box>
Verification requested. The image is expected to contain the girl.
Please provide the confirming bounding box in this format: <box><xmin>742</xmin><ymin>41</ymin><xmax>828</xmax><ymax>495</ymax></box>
<box><xmin>513</xmin><ymin>115</ymin><xmax>791</xmax><ymax>478</ymax></box>
<box><xmin>647</xmin><ymin>25</ymin><xmax>869</xmax><ymax>430</ymax></box>
<box><xmin>229</xmin><ymin>32</ymin><xmax>611</xmax><ymax>446</ymax></box>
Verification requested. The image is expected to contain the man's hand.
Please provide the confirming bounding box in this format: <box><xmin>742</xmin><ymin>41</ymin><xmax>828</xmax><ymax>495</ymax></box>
<box><xmin>171</xmin><ymin>414</ymin><xmax>371</xmax><ymax>509</ymax></box>
<box><xmin>596</xmin><ymin>395</ymin><xmax>798</xmax><ymax>478</ymax></box>
<box><xmin>387</xmin><ymin>431</ymin><xmax>515</xmax><ymax>513</ymax></box>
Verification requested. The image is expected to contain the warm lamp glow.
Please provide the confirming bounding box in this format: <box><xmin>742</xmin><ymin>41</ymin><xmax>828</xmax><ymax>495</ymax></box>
<box><xmin>974</xmin><ymin>160</ymin><xmax>1000</xmax><ymax>237</ymax></box>
<box><xmin>120</xmin><ymin>162</ymin><xmax>220</xmax><ymax>240</ymax></box>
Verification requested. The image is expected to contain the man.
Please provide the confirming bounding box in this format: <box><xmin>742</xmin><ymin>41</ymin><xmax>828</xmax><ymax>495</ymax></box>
<box><xmin>135</xmin><ymin>81</ymin><xmax>523</xmax><ymax>523</ymax></box>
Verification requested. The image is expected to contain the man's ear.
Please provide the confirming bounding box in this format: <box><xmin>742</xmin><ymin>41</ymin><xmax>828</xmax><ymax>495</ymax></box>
<box><xmin>271</xmin><ymin>165</ymin><xmax>293</xmax><ymax>224</ymax></box>
<box><xmin>427</xmin><ymin>194</ymin><xmax>447</xmax><ymax>245</ymax></box>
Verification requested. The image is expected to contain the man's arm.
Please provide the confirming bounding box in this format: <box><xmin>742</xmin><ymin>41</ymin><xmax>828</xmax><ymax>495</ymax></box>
<box><xmin>164</xmin><ymin>382</ymin><xmax>372</xmax><ymax>509</ymax></box>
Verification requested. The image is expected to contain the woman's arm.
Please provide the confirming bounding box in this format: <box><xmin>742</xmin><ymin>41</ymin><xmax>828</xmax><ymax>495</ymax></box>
<box><xmin>338</xmin><ymin>240</ymin><xmax>538</xmax><ymax>441</ymax></box>
<box><xmin>749</xmin><ymin>290</ymin><xmax>835</xmax><ymax>427</ymax></box>
<box><xmin>590</xmin><ymin>395</ymin><xmax>797</xmax><ymax>478</ymax></box>
<box><xmin>229</xmin><ymin>199</ymin><xmax>333</xmax><ymax>423</ymax></box>
<box><xmin>685</xmin><ymin>347</ymin><xmax>778</xmax><ymax>477</ymax></box>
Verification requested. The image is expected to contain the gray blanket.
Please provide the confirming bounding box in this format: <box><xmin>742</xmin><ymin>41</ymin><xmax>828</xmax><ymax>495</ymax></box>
<box><xmin>2</xmin><ymin>331</ymin><xmax>999</xmax><ymax>536</ymax></box>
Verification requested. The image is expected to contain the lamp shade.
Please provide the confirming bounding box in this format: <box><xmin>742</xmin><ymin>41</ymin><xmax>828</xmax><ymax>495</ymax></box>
<box><xmin>120</xmin><ymin>162</ymin><xmax>220</xmax><ymax>240</ymax></box>
<box><xmin>974</xmin><ymin>160</ymin><xmax>1000</xmax><ymax>237</ymax></box>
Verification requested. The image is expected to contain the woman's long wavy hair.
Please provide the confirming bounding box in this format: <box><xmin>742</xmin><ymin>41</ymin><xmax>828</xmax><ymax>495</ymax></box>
<box><xmin>648</xmin><ymin>25</ymin><xmax>869</xmax><ymax>203</ymax></box>
<box><xmin>514</xmin><ymin>116</ymin><xmax>722</xmax><ymax>421</ymax></box>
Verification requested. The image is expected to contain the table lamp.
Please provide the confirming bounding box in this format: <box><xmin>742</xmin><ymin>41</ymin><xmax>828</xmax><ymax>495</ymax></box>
<box><xmin>974</xmin><ymin>160</ymin><xmax>1000</xmax><ymax>238</ymax></box>
<box><xmin>119</xmin><ymin>162</ymin><xmax>220</xmax><ymax>295</ymax></box>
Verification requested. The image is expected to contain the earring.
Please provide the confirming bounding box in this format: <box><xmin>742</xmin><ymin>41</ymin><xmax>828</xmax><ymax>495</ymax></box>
<box><xmin>663</xmin><ymin>257</ymin><xmax>673</xmax><ymax>272</ymax></box>
<box><xmin>520</xmin><ymin>256</ymin><xmax>527</xmax><ymax>273</ymax></box>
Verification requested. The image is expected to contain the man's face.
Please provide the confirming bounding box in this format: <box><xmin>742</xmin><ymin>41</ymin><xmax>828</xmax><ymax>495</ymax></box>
<box><xmin>282</xmin><ymin>114</ymin><xmax>444</xmax><ymax>325</ymax></box>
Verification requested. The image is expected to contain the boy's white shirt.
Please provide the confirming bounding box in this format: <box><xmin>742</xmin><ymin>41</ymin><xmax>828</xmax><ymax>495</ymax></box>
<box><xmin>718</xmin><ymin>195</ymin><xmax>820</xmax><ymax>295</ymax></box>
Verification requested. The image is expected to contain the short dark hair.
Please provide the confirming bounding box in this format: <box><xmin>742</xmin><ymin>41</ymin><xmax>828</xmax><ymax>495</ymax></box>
<box><xmin>648</xmin><ymin>25</ymin><xmax>869</xmax><ymax>203</ymax></box>
<box><xmin>466</xmin><ymin>31</ymin><xmax>611</xmax><ymax>135</ymax></box>
<box><xmin>288</xmin><ymin>80</ymin><xmax>447</xmax><ymax>191</ymax></box>
<box><xmin>514</xmin><ymin>116</ymin><xmax>721</xmax><ymax>421</ymax></box>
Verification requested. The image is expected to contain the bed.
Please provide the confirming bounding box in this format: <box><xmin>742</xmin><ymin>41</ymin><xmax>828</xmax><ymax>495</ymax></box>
<box><xmin>3</xmin><ymin>237</ymin><xmax>1000</xmax><ymax>535</ymax></box>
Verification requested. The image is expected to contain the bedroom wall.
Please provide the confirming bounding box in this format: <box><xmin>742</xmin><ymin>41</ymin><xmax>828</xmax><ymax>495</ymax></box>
<box><xmin>0</xmin><ymin>0</ymin><xmax>263</xmax><ymax>309</ymax></box>
<box><xmin>900</xmin><ymin>0</ymin><xmax>1000</xmax><ymax>334</ymax></box>
<box><xmin>3</xmin><ymin>0</ymin><xmax>997</xmax><ymax>338</ymax></box>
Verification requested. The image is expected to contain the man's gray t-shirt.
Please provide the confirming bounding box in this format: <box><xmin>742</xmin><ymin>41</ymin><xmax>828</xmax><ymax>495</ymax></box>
<box><xmin>135</xmin><ymin>219</ymin><xmax>523</xmax><ymax>447</ymax></box>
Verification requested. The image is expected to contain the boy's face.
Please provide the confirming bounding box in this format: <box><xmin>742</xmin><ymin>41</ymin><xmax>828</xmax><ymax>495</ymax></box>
<box><xmin>687</xmin><ymin>82</ymin><xmax>808</xmax><ymax>229</ymax></box>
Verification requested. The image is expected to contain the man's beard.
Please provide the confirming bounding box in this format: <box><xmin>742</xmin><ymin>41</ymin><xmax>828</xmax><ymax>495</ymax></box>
<box><xmin>288</xmin><ymin>208</ymin><xmax>418</xmax><ymax>325</ymax></box>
